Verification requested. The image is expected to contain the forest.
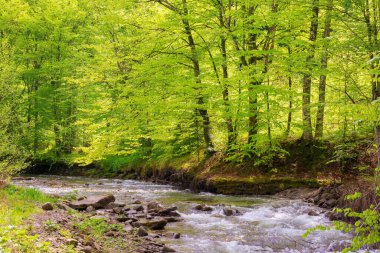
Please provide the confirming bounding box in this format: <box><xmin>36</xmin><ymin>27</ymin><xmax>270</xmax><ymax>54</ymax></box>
<box><xmin>1</xmin><ymin>0</ymin><xmax>380</xmax><ymax>252</ymax></box>
<box><xmin>0</xmin><ymin>0</ymin><xmax>378</xmax><ymax>173</ymax></box>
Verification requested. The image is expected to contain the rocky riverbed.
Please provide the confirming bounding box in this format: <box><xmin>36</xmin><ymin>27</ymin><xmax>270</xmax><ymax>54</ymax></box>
<box><xmin>14</xmin><ymin>176</ymin><xmax>358</xmax><ymax>253</ymax></box>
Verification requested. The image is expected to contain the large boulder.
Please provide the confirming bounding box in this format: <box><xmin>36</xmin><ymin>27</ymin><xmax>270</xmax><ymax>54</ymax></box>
<box><xmin>69</xmin><ymin>195</ymin><xmax>115</xmax><ymax>210</ymax></box>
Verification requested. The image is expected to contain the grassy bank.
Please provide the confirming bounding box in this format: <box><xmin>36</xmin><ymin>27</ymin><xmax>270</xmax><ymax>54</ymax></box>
<box><xmin>25</xmin><ymin>138</ymin><xmax>378</xmax><ymax>195</ymax></box>
<box><xmin>0</xmin><ymin>184</ymin><xmax>56</xmax><ymax>252</ymax></box>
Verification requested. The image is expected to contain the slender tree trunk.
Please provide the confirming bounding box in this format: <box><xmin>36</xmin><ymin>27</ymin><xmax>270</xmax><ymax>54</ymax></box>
<box><xmin>218</xmin><ymin>1</ymin><xmax>235</xmax><ymax>149</ymax></box>
<box><xmin>247</xmin><ymin>6</ymin><xmax>259</xmax><ymax>145</ymax></box>
<box><xmin>181</xmin><ymin>0</ymin><xmax>215</xmax><ymax>154</ymax></box>
<box><xmin>302</xmin><ymin>0</ymin><xmax>319</xmax><ymax>141</ymax></box>
<box><xmin>285</xmin><ymin>46</ymin><xmax>293</xmax><ymax>138</ymax></box>
<box><xmin>315</xmin><ymin>0</ymin><xmax>333</xmax><ymax>139</ymax></box>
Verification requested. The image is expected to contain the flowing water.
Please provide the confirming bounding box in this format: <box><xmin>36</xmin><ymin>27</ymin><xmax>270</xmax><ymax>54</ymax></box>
<box><xmin>14</xmin><ymin>176</ymin><xmax>355</xmax><ymax>253</ymax></box>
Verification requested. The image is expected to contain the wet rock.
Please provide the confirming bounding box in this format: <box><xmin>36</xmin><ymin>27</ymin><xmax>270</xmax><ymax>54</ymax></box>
<box><xmin>113</xmin><ymin>207</ymin><xmax>124</xmax><ymax>214</ymax></box>
<box><xmin>157</xmin><ymin>207</ymin><xmax>179</xmax><ymax>216</ymax></box>
<box><xmin>86</xmin><ymin>206</ymin><xmax>95</xmax><ymax>212</ymax></box>
<box><xmin>133</xmin><ymin>205</ymin><xmax>144</xmax><ymax>212</ymax></box>
<box><xmin>307</xmin><ymin>210</ymin><xmax>319</xmax><ymax>216</ymax></box>
<box><xmin>42</xmin><ymin>202</ymin><xmax>54</xmax><ymax>211</ymax></box>
<box><xmin>131</xmin><ymin>200</ymin><xmax>142</xmax><ymax>204</ymax></box>
<box><xmin>147</xmin><ymin>202</ymin><xmax>162</xmax><ymax>211</ymax></box>
<box><xmin>223</xmin><ymin>208</ymin><xmax>233</xmax><ymax>216</ymax></box>
<box><xmin>69</xmin><ymin>195</ymin><xmax>115</xmax><ymax>210</ymax></box>
<box><xmin>116</xmin><ymin>216</ymin><xmax>129</xmax><ymax>222</ymax></box>
<box><xmin>162</xmin><ymin>246</ymin><xmax>176</xmax><ymax>252</ymax></box>
<box><xmin>137</xmin><ymin>227</ymin><xmax>148</xmax><ymax>237</ymax></box>
<box><xmin>326</xmin><ymin>198</ymin><xmax>337</xmax><ymax>207</ymax></box>
<box><xmin>327</xmin><ymin>240</ymin><xmax>351</xmax><ymax>252</ymax></box>
<box><xmin>150</xmin><ymin>219</ymin><xmax>168</xmax><ymax>230</ymax></box>
<box><xmin>105</xmin><ymin>202</ymin><xmax>125</xmax><ymax>209</ymax></box>
<box><xmin>126</xmin><ymin>209</ymin><xmax>138</xmax><ymax>216</ymax></box>
<box><xmin>194</xmin><ymin>204</ymin><xmax>213</xmax><ymax>212</ymax></box>
<box><xmin>164</xmin><ymin>217</ymin><xmax>182</xmax><ymax>223</ymax></box>
<box><xmin>173</xmin><ymin>233</ymin><xmax>181</xmax><ymax>239</ymax></box>
<box><xmin>222</xmin><ymin>208</ymin><xmax>240</xmax><ymax>216</ymax></box>
<box><xmin>133</xmin><ymin>219</ymin><xmax>168</xmax><ymax>230</ymax></box>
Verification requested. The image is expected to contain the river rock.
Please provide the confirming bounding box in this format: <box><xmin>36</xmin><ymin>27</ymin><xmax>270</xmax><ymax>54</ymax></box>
<box><xmin>133</xmin><ymin>219</ymin><xmax>168</xmax><ymax>230</ymax></box>
<box><xmin>307</xmin><ymin>209</ymin><xmax>319</xmax><ymax>216</ymax></box>
<box><xmin>157</xmin><ymin>207</ymin><xmax>179</xmax><ymax>216</ymax></box>
<box><xmin>223</xmin><ymin>208</ymin><xmax>241</xmax><ymax>216</ymax></box>
<box><xmin>86</xmin><ymin>206</ymin><xmax>95</xmax><ymax>212</ymax></box>
<box><xmin>105</xmin><ymin>202</ymin><xmax>125</xmax><ymax>209</ymax></box>
<box><xmin>116</xmin><ymin>216</ymin><xmax>129</xmax><ymax>222</ymax></box>
<box><xmin>194</xmin><ymin>204</ymin><xmax>213</xmax><ymax>212</ymax></box>
<box><xmin>69</xmin><ymin>195</ymin><xmax>115</xmax><ymax>210</ymax></box>
<box><xmin>133</xmin><ymin>205</ymin><xmax>144</xmax><ymax>212</ymax></box>
<box><xmin>80</xmin><ymin>246</ymin><xmax>93</xmax><ymax>253</ymax></box>
<box><xmin>57</xmin><ymin>203</ymin><xmax>71</xmax><ymax>211</ymax></box>
<box><xmin>147</xmin><ymin>202</ymin><xmax>162</xmax><ymax>211</ymax></box>
<box><xmin>42</xmin><ymin>202</ymin><xmax>54</xmax><ymax>211</ymax></box>
<box><xmin>113</xmin><ymin>207</ymin><xmax>124</xmax><ymax>214</ymax></box>
<box><xmin>173</xmin><ymin>233</ymin><xmax>181</xmax><ymax>239</ymax></box>
<box><xmin>164</xmin><ymin>217</ymin><xmax>182</xmax><ymax>223</ymax></box>
<box><xmin>131</xmin><ymin>200</ymin><xmax>142</xmax><ymax>204</ymax></box>
<box><xmin>137</xmin><ymin>227</ymin><xmax>148</xmax><ymax>237</ymax></box>
<box><xmin>123</xmin><ymin>224</ymin><xmax>134</xmax><ymax>232</ymax></box>
<box><xmin>162</xmin><ymin>246</ymin><xmax>176</xmax><ymax>252</ymax></box>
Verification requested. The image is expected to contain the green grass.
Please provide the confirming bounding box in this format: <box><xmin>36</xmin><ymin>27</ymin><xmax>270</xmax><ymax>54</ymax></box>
<box><xmin>0</xmin><ymin>185</ymin><xmax>56</xmax><ymax>252</ymax></box>
<box><xmin>76</xmin><ymin>217</ymin><xmax>123</xmax><ymax>237</ymax></box>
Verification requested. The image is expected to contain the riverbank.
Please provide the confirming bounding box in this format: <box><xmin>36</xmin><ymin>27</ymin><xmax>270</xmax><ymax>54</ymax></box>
<box><xmin>0</xmin><ymin>183</ymin><xmax>176</xmax><ymax>253</ymax></box>
<box><xmin>22</xmin><ymin>138</ymin><xmax>379</xmax><ymax>219</ymax></box>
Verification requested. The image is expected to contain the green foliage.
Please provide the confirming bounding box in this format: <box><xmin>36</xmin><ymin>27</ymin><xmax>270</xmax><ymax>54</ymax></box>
<box><xmin>333</xmin><ymin>206</ymin><xmax>380</xmax><ymax>252</ymax></box>
<box><xmin>44</xmin><ymin>220</ymin><xmax>60</xmax><ymax>232</ymax></box>
<box><xmin>76</xmin><ymin>217</ymin><xmax>122</xmax><ymax>237</ymax></box>
<box><xmin>0</xmin><ymin>227</ymin><xmax>50</xmax><ymax>253</ymax></box>
<box><xmin>0</xmin><ymin>185</ymin><xmax>55</xmax><ymax>252</ymax></box>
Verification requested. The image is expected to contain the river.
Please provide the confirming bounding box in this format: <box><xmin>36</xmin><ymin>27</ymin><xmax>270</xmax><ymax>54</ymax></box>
<box><xmin>14</xmin><ymin>175</ymin><xmax>355</xmax><ymax>253</ymax></box>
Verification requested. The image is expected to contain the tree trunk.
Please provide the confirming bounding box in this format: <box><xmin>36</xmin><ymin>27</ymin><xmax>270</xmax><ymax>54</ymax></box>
<box><xmin>285</xmin><ymin>46</ymin><xmax>293</xmax><ymax>138</ymax></box>
<box><xmin>218</xmin><ymin>1</ymin><xmax>236</xmax><ymax>149</ymax></box>
<box><xmin>181</xmin><ymin>0</ymin><xmax>215</xmax><ymax>154</ymax></box>
<box><xmin>302</xmin><ymin>0</ymin><xmax>319</xmax><ymax>141</ymax></box>
<box><xmin>247</xmin><ymin>6</ymin><xmax>259</xmax><ymax>145</ymax></box>
<box><xmin>315</xmin><ymin>0</ymin><xmax>333</xmax><ymax>139</ymax></box>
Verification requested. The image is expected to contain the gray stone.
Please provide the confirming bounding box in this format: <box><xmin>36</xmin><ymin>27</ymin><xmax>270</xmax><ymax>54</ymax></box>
<box><xmin>69</xmin><ymin>195</ymin><xmax>115</xmax><ymax>210</ymax></box>
<box><xmin>137</xmin><ymin>227</ymin><xmax>148</xmax><ymax>237</ymax></box>
<box><xmin>42</xmin><ymin>202</ymin><xmax>54</xmax><ymax>211</ymax></box>
<box><xmin>162</xmin><ymin>246</ymin><xmax>176</xmax><ymax>252</ymax></box>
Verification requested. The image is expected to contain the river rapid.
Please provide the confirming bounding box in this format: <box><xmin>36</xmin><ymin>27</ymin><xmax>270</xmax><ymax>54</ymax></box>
<box><xmin>14</xmin><ymin>176</ymin><xmax>356</xmax><ymax>253</ymax></box>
